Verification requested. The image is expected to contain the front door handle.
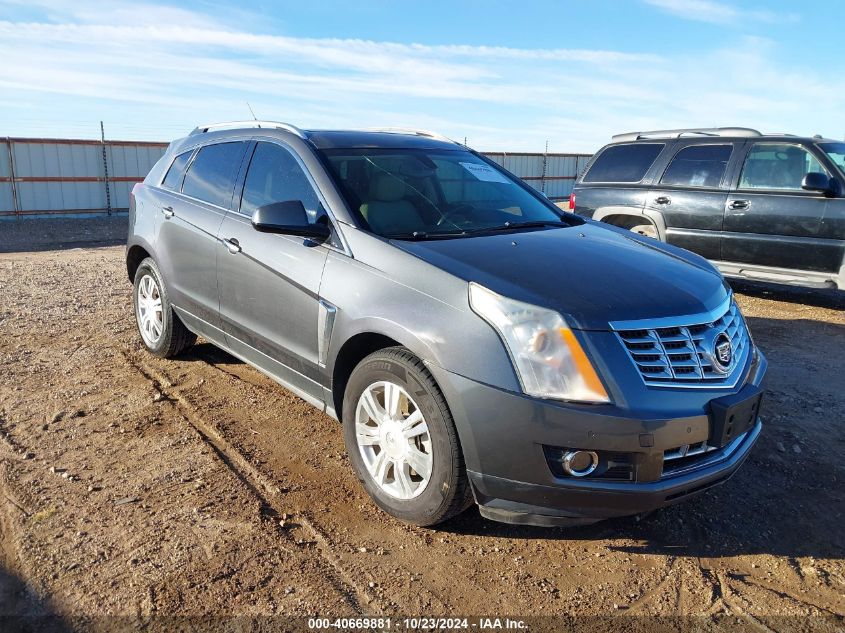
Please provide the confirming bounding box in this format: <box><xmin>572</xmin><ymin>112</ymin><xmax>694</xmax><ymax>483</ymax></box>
<box><xmin>162</xmin><ymin>205</ymin><xmax>174</xmax><ymax>219</ymax></box>
<box><xmin>224</xmin><ymin>237</ymin><xmax>241</xmax><ymax>254</ymax></box>
<box><xmin>655</xmin><ymin>196</ymin><xmax>672</xmax><ymax>205</ymax></box>
<box><xmin>729</xmin><ymin>200</ymin><xmax>750</xmax><ymax>210</ymax></box>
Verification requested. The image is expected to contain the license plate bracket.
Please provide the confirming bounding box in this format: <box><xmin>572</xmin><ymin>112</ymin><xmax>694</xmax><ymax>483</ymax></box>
<box><xmin>708</xmin><ymin>385</ymin><xmax>762</xmax><ymax>448</ymax></box>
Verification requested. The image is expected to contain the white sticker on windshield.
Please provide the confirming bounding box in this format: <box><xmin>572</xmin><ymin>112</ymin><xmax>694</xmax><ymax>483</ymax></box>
<box><xmin>459</xmin><ymin>162</ymin><xmax>512</xmax><ymax>184</ymax></box>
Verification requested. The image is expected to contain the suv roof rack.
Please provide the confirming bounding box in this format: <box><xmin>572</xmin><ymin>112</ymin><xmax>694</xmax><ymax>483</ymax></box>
<box><xmin>365</xmin><ymin>127</ymin><xmax>459</xmax><ymax>144</ymax></box>
<box><xmin>612</xmin><ymin>127</ymin><xmax>762</xmax><ymax>142</ymax></box>
<box><xmin>189</xmin><ymin>120</ymin><xmax>306</xmax><ymax>138</ymax></box>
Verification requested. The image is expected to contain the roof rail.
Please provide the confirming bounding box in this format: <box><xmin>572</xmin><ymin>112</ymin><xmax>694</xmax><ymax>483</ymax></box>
<box><xmin>365</xmin><ymin>127</ymin><xmax>459</xmax><ymax>144</ymax></box>
<box><xmin>189</xmin><ymin>120</ymin><xmax>306</xmax><ymax>138</ymax></box>
<box><xmin>612</xmin><ymin>127</ymin><xmax>762</xmax><ymax>143</ymax></box>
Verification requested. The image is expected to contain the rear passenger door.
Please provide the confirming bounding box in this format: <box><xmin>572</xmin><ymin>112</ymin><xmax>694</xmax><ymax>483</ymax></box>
<box><xmin>645</xmin><ymin>142</ymin><xmax>739</xmax><ymax>260</ymax></box>
<box><xmin>153</xmin><ymin>141</ymin><xmax>248</xmax><ymax>332</ymax></box>
<box><xmin>216</xmin><ymin>140</ymin><xmax>332</xmax><ymax>401</ymax></box>
<box><xmin>722</xmin><ymin>142</ymin><xmax>837</xmax><ymax>273</ymax></box>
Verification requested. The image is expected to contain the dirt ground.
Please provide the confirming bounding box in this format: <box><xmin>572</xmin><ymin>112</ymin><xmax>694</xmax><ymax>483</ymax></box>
<box><xmin>0</xmin><ymin>220</ymin><xmax>843</xmax><ymax>630</ymax></box>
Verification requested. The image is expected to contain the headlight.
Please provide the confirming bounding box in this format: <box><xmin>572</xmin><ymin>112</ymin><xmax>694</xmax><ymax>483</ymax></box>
<box><xmin>469</xmin><ymin>283</ymin><xmax>610</xmax><ymax>403</ymax></box>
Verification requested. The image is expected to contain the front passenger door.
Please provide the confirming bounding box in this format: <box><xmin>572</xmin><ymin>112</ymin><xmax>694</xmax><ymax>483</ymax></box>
<box><xmin>722</xmin><ymin>142</ymin><xmax>837</xmax><ymax>272</ymax></box>
<box><xmin>217</xmin><ymin>141</ymin><xmax>331</xmax><ymax>400</ymax></box>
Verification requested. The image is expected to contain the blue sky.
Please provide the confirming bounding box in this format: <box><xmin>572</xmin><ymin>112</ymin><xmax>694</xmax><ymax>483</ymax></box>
<box><xmin>0</xmin><ymin>0</ymin><xmax>842</xmax><ymax>152</ymax></box>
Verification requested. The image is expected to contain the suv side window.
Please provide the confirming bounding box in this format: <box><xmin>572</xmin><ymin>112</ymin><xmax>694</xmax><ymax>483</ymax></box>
<box><xmin>660</xmin><ymin>144</ymin><xmax>732</xmax><ymax>188</ymax></box>
<box><xmin>739</xmin><ymin>143</ymin><xmax>828</xmax><ymax>191</ymax></box>
<box><xmin>182</xmin><ymin>142</ymin><xmax>246</xmax><ymax>208</ymax></box>
<box><xmin>161</xmin><ymin>150</ymin><xmax>192</xmax><ymax>191</ymax></box>
<box><xmin>240</xmin><ymin>142</ymin><xmax>323</xmax><ymax>222</ymax></box>
<box><xmin>583</xmin><ymin>143</ymin><xmax>664</xmax><ymax>183</ymax></box>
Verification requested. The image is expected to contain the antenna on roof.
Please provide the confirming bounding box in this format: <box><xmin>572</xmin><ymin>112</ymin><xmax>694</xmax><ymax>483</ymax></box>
<box><xmin>246</xmin><ymin>102</ymin><xmax>258</xmax><ymax>122</ymax></box>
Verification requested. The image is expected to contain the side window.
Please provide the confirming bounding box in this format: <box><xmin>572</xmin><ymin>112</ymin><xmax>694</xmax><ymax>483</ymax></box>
<box><xmin>660</xmin><ymin>144</ymin><xmax>732</xmax><ymax>188</ymax></box>
<box><xmin>182</xmin><ymin>142</ymin><xmax>246</xmax><ymax>208</ymax></box>
<box><xmin>240</xmin><ymin>142</ymin><xmax>322</xmax><ymax>222</ymax></box>
<box><xmin>583</xmin><ymin>143</ymin><xmax>664</xmax><ymax>183</ymax></box>
<box><xmin>739</xmin><ymin>143</ymin><xmax>828</xmax><ymax>191</ymax></box>
<box><xmin>161</xmin><ymin>150</ymin><xmax>192</xmax><ymax>191</ymax></box>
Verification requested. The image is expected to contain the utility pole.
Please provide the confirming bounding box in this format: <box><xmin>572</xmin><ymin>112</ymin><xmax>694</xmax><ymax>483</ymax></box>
<box><xmin>101</xmin><ymin>121</ymin><xmax>112</xmax><ymax>215</ymax></box>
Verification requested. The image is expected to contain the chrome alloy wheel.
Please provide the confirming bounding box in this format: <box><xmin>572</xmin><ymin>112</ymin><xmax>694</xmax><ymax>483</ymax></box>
<box><xmin>136</xmin><ymin>274</ymin><xmax>164</xmax><ymax>346</ymax></box>
<box><xmin>355</xmin><ymin>381</ymin><xmax>433</xmax><ymax>500</ymax></box>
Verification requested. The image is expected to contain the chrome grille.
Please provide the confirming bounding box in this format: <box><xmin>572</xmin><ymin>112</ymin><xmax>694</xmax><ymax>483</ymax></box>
<box><xmin>661</xmin><ymin>422</ymin><xmax>758</xmax><ymax>479</ymax></box>
<box><xmin>612</xmin><ymin>299</ymin><xmax>750</xmax><ymax>387</ymax></box>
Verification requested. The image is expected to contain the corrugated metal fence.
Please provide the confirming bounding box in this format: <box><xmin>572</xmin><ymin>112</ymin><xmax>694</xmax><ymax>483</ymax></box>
<box><xmin>0</xmin><ymin>138</ymin><xmax>167</xmax><ymax>218</ymax></box>
<box><xmin>0</xmin><ymin>137</ymin><xmax>591</xmax><ymax>218</ymax></box>
<box><xmin>484</xmin><ymin>152</ymin><xmax>592</xmax><ymax>202</ymax></box>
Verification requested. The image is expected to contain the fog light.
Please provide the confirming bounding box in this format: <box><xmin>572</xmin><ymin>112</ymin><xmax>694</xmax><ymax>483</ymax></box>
<box><xmin>562</xmin><ymin>450</ymin><xmax>599</xmax><ymax>477</ymax></box>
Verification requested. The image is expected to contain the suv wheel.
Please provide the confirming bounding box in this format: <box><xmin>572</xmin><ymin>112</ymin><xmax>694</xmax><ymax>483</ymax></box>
<box><xmin>133</xmin><ymin>257</ymin><xmax>196</xmax><ymax>358</ymax></box>
<box><xmin>629</xmin><ymin>223</ymin><xmax>658</xmax><ymax>239</ymax></box>
<box><xmin>342</xmin><ymin>347</ymin><xmax>472</xmax><ymax>526</ymax></box>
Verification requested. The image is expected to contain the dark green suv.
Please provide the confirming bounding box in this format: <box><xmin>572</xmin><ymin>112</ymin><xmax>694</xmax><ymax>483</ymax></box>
<box><xmin>571</xmin><ymin>127</ymin><xmax>845</xmax><ymax>290</ymax></box>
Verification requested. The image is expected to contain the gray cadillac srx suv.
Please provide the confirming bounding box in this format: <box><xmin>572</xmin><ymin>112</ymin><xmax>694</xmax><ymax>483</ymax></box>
<box><xmin>127</xmin><ymin>121</ymin><xmax>767</xmax><ymax>527</ymax></box>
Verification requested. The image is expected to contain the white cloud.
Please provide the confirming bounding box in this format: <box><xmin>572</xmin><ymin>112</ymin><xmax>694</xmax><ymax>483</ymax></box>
<box><xmin>643</xmin><ymin>0</ymin><xmax>799</xmax><ymax>25</ymax></box>
<box><xmin>0</xmin><ymin>2</ymin><xmax>839</xmax><ymax>151</ymax></box>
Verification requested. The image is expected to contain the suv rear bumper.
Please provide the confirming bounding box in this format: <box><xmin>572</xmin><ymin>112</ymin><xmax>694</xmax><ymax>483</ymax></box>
<box><xmin>427</xmin><ymin>351</ymin><xmax>767</xmax><ymax>527</ymax></box>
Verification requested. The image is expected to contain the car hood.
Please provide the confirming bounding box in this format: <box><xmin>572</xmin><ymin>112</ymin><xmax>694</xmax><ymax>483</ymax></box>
<box><xmin>391</xmin><ymin>223</ymin><xmax>727</xmax><ymax>330</ymax></box>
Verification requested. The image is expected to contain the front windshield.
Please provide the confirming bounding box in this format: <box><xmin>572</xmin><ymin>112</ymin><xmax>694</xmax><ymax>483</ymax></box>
<box><xmin>318</xmin><ymin>148</ymin><xmax>564</xmax><ymax>238</ymax></box>
<box><xmin>819</xmin><ymin>142</ymin><xmax>845</xmax><ymax>174</ymax></box>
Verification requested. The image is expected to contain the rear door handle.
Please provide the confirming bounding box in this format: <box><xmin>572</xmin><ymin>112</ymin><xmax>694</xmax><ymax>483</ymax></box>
<box><xmin>729</xmin><ymin>200</ymin><xmax>750</xmax><ymax>210</ymax></box>
<box><xmin>655</xmin><ymin>196</ymin><xmax>671</xmax><ymax>205</ymax></box>
<box><xmin>162</xmin><ymin>205</ymin><xmax>174</xmax><ymax>219</ymax></box>
<box><xmin>224</xmin><ymin>237</ymin><xmax>241</xmax><ymax>254</ymax></box>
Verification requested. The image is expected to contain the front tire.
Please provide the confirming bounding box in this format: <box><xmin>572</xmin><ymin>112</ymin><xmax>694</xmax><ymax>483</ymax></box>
<box><xmin>342</xmin><ymin>347</ymin><xmax>472</xmax><ymax>526</ymax></box>
<box><xmin>133</xmin><ymin>257</ymin><xmax>196</xmax><ymax>358</ymax></box>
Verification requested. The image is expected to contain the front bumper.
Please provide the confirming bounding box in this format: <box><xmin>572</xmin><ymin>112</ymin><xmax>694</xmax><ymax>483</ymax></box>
<box><xmin>427</xmin><ymin>350</ymin><xmax>767</xmax><ymax>527</ymax></box>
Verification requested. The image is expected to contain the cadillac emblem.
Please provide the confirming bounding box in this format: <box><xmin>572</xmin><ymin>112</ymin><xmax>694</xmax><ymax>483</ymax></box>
<box><xmin>713</xmin><ymin>332</ymin><xmax>733</xmax><ymax>372</ymax></box>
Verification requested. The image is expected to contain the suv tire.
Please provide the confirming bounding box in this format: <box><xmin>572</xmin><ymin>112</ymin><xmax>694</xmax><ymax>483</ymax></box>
<box><xmin>629</xmin><ymin>223</ymin><xmax>658</xmax><ymax>239</ymax></box>
<box><xmin>133</xmin><ymin>257</ymin><xmax>196</xmax><ymax>358</ymax></box>
<box><xmin>342</xmin><ymin>347</ymin><xmax>472</xmax><ymax>526</ymax></box>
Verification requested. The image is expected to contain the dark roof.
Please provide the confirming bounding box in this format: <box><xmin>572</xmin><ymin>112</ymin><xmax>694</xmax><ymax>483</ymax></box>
<box><xmin>304</xmin><ymin>130</ymin><xmax>459</xmax><ymax>150</ymax></box>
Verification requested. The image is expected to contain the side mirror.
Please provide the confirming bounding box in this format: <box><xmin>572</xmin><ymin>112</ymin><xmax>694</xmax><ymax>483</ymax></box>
<box><xmin>801</xmin><ymin>172</ymin><xmax>834</xmax><ymax>195</ymax></box>
<box><xmin>252</xmin><ymin>200</ymin><xmax>331</xmax><ymax>240</ymax></box>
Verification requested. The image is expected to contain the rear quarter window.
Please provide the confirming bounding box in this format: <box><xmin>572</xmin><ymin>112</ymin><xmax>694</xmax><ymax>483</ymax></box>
<box><xmin>160</xmin><ymin>151</ymin><xmax>192</xmax><ymax>191</ymax></box>
<box><xmin>583</xmin><ymin>143</ymin><xmax>665</xmax><ymax>183</ymax></box>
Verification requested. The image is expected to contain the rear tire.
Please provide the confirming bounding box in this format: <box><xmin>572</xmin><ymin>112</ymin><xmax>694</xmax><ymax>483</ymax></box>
<box><xmin>133</xmin><ymin>257</ymin><xmax>196</xmax><ymax>358</ymax></box>
<box><xmin>629</xmin><ymin>223</ymin><xmax>659</xmax><ymax>239</ymax></box>
<box><xmin>342</xmin><ymin>347</ymin><xmax>472</xmax><ymax>526</ymax></box>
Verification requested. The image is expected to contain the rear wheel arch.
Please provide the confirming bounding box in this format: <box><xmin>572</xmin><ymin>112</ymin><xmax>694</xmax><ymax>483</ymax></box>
<box><xmin>126</xmin><ymin>244</ymin><xmax>151</xmax><ymax>283</ymax></box>
<box><xmin>594</xmin><ymin>208</ymin><xmax>665</xmax><ymax>240</ymax></box>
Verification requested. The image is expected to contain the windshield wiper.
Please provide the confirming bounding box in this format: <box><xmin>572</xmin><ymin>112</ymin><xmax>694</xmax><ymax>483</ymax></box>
<box><xmin>463</xmin><ymin>220</ymin><xmax>569</xmax><ymax>234</ymax></box>
<box><xmin>386</xmin><ymin>221</ymin><xmax>569</xmax><ymax>241</ymax></box>
<box><xmin>385</xmin><ymin>230</ymin><xmax>469</xmax><ymax>241</ymax></box>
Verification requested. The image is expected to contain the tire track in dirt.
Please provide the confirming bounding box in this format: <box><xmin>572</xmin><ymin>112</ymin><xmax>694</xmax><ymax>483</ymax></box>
<box><xmin>117</xmin><ymin>347</ymin><xmax>389</xmax><ymax>615</ymax></box>
<box><xmin>123</xmin><ymin>345</ymin><xmax>460</xmax><ymax>613</ymax></box>
<box><xmin>732</xmin><ymin>575</ymin><xmax>844</xmax><ymax>617</ymax></box>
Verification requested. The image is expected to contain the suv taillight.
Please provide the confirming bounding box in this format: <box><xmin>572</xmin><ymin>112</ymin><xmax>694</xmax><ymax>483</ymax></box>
<box><xmin>568</xmin><ymin>193</ymin><xmax>576</xmax><ymax>210</ymax></box>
